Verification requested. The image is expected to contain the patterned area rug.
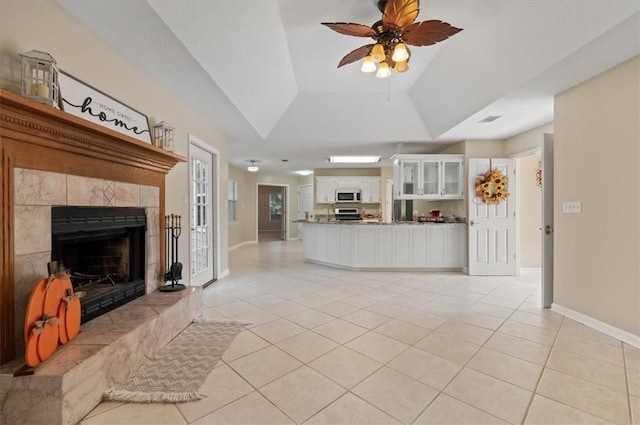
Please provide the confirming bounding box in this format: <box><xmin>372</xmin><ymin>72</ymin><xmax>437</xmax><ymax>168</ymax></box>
<box><xmin>103</xmin><ymin>319</ymin><xmax>248</xmax><ymax>403</ymax></box>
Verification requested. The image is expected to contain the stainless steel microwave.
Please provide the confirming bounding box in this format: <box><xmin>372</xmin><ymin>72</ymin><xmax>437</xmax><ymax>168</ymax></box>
<box><xmin>335</xmin><ymin>189</ymin><xmax>361</xmax><ymax>203</ymax></box>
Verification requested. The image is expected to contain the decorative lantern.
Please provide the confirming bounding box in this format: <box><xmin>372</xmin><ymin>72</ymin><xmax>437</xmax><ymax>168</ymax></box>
<box><xmin>19</xmin><ymin>50</ymin><xmax>60</xmax><ymax>109</ymax></box>
<box><xmin>153</xmin><ymin>121</ymin><xmax>175</xmax><ymax>151</ymax></box>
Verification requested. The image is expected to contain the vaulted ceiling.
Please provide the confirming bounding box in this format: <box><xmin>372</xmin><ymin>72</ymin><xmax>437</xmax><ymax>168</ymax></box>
<box><xmin>58</xmin><ymin>0</ymin><xmax>639</xmax><ymax>174</ymax></box>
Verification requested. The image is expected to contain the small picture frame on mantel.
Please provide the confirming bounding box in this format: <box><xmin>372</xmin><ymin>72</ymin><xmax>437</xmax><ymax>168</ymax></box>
<box><xmin>58</xmin><ymin>71</ymin><xmax>152</xmax><ymax>144</ymax></box>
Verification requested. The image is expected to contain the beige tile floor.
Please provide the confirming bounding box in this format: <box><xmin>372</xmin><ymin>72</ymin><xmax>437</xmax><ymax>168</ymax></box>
<box><xmin>82</xmin><ymin>241</ymin><xmax>637</xmax><ymax>425</ymax></box>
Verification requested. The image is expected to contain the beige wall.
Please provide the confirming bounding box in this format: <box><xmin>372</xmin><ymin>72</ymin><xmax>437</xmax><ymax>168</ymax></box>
<box><xmin>517</xmin><ymin>153</ymin><xmax>542</xmax><ymax>268</ymax></box>
<box><xmin>0</xmin><ymin>0</ymin><xmax>230</xmax><ymax>277</ymax></box>
<box><xmin>505</xmin><ymin>123</ymin><xmax>554</xmax><ymax>157</ymax></box>
<box><xmin>554</xmin><ymin>56</ymin><xmax>639</xmax><ymax>335</ymax></box>
<box><xmin>228</xmin><ymin>167</ymin><xmax>311</xmax><ymax>247</ymax></box>
<box><xmin>228</xmin><ymin>165</ymin><xmax>251</xmax><ymax>247</ymax></box>
<box><xmin>314</xmin><ymin>168</ymin><xmax>381</xmax><ymax>177</ymax></box>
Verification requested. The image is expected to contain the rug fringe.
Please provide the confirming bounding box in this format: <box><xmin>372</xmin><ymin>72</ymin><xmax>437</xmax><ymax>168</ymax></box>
<box><xmin>192</xmin><ymin>317</ymin><xmax>252</xmax><ymax>326</ymax></box>
<box><xmin>103</xmin><ymin>388</ymin><xmax>204</xmax><ymax>403</ymax></box>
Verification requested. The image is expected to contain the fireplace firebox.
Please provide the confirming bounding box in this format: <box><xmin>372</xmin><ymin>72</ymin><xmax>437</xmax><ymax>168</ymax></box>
<box><xmin>51</xmin><ymin>206</ymin><xmax>146</xmax><ymax>323</ymax></box>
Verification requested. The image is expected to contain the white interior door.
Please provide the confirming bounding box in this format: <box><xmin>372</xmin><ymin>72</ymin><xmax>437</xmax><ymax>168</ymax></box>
<box><xmin>298</xmin><ymin>184</ymin><xmax>313</xmax><ymax>240</ymax></box>
<box><xmin>190</xmin><ymin>143</ymin><xmax>214</xmax><ymax>286</ymax></box>
<box><xmin>542</xmin><ymin>134</ymin><xmax>554</xmax><ymax>307</ymax></box>
<box><xmin>468</xmin><ymin>158</ymin><xmax>516</xmax><ymax>275</ymax></box>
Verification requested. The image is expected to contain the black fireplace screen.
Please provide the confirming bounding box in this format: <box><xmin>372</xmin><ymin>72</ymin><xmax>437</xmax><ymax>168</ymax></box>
<box><xmin>51</xmin><ymin>206</ymin><xmax>146</xmax><ymax>323</ymax></box>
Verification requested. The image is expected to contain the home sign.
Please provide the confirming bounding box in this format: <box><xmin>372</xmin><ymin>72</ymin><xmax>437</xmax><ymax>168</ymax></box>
<box><xmin>58</xmin><ymin>71</ymin><xmax>151</xmax><ymax>143</ymax></box>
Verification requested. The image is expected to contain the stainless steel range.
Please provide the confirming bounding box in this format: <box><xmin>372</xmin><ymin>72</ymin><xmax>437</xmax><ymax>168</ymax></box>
<box><xmin>334</xmin><ymin>207</ymin><xmax>361</xmax><ymax>221</ymax></box>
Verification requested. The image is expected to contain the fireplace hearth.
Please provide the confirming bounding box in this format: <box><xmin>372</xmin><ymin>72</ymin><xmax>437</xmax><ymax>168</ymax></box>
<box><xmin>51</xmin><ymin>206</ymin><xmax>146</xmax><ymax>323</ymax></box>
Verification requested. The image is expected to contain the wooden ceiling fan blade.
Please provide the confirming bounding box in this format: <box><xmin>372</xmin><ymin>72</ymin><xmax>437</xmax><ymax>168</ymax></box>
<box><xmin>382</xmin><ymin>0</ymin><xmax>419</xmax><ymax>30</ymax></box>
<box><xmin>403</xmin><ymin>20</ymin><xmax>463</xmax><ymax>46</ymax></box>
<box><xmin>321</xmin><ymin>22</ymin><xmax>377</xmax><ymax>38</ymax></box>
<box><xmin>337</xmin><ymin>44</ymin><xmax>374</xmax><ymax>68</ymax></box>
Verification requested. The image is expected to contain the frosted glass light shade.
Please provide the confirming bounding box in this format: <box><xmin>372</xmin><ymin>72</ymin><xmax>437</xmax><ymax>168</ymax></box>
<box><xmin>371</xmin><ymin>44</ymin><xmax>385</xmax><ymax>62</ymax></box>
<box><xmin>393</xmin><ymin>60</ymin><xmax>409</xmax><ymax>73</ymax></box>
<box><xmin>392</xmin><ymin>43</ymin><xmax>409</xmax><ymax>62</ymax></box>
<box><xmin>361</xmin><ymin>56</ymin><xmax>376</xmax><ymax>73</ymax></box>
<box><xmin>376</xmin><ymin>61</ymin><xmax>391</xmax><ymax>78</ymax></box>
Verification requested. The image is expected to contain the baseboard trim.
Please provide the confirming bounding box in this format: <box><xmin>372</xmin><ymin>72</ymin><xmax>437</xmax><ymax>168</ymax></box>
<box><xmin>229</xmin><ymin>241</ymin><xmax>257</xmax><ymax>251</ymax></box>
<box><xmin>520</xmin><ymin>267</ymin><xmax>541</xmax><ymax>274</ymax></box>
<box><xmin>551</xmin><ymin>303</ymin><xmax>640</xmax><ymax>348</ymax></box>
<box><xmin>218</xmin><ymin>269</ymin><xmax>230</xmax><ymax>279</ymax></box>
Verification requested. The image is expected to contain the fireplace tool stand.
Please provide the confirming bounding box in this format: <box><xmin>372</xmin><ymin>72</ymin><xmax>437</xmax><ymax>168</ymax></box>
<box><xmin>160</xmin><ymin>214</ymin><xmax>185</xmax><ymax>292</ymax></box>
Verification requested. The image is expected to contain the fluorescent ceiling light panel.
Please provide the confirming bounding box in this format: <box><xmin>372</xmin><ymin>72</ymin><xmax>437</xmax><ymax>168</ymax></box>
<box><xmin>329</xmin><ymin>156</ymin><xmax>381</xmax><ymax>163</ymax></box>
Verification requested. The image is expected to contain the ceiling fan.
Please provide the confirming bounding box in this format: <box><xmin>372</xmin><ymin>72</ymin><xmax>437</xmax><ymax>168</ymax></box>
<box><xmin>321</xmin><ymin>0</ymin><xmax>462</xmax><ymax>78</ymax></box>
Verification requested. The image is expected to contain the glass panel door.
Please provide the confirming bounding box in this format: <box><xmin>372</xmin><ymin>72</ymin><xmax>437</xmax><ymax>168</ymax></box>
<box><xmin>443</xmin><ymin>161</ymin><xmax>461</xmax><ymax>196</ymax></box>
<box><xmin>422</xmin><ymin>160</ymin><xmax>440</xmax><ymax>195</ymax></box>
<box><xmin>400</xmin><ymin>160</ymin><xmax>419</xmax><ymax>196</ymax></box>
<box><xmin>190</xmin><ymin>144</ymin><xmax>214</xmax><ymax>286</ymax></box>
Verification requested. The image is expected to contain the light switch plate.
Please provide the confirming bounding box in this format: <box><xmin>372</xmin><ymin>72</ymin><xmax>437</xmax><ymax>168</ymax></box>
<box><xmin>563</xmin><ymin>201</ymin><xmax>582</xmax><ymax>213</ymax></box>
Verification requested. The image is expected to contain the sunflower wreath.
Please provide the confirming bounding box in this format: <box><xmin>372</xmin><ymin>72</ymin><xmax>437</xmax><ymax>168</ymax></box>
<box><xmin>475</xmin><ymin>169</ymin><xmax>509</xmax><ymax>204</ymax></box>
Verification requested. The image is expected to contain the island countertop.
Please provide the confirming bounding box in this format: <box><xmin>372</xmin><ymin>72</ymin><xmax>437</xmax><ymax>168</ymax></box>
<box><xmin>297</xmin><ymin>220</ymin><xmax>467</xmax><ymax>225</ymax></box>
<box><xmin>302</xmin><ymin>222</ymin><xmax>467</xmax><ymax>271</ymax></box>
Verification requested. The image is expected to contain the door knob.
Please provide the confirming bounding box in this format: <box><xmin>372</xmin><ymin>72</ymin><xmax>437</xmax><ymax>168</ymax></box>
<box><xmin>469</xmin><ymin>220</ymin><xmax>476</xmax><ymax>226</ymax></box>
<box><xmin>545</xmin><ymin>225</ymin><xmax>554</xmax><ymax>235</ymax></box>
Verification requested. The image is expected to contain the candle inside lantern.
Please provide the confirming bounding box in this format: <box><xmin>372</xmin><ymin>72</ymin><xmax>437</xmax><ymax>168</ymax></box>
<box><xmin>30</xmin><ymin>83</ymin><xmax>49</xmax><ymax>98</ymax></box>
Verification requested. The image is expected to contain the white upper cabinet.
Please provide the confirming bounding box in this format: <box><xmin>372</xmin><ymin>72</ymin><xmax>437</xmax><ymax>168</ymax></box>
<box><xmin>392</xmin><ymin>154</ymin><xmax>464</xmax><ymax>200</ymax></box>
<box><xmin>315</xmin><ymin>177</ymin><xmax>337</xmax><ymax>203</ymax></box>
<box><xmin>316</xmin><ymin>176</ymin><xmax>381</xmax><ymax>204</ymax></box>
<box><xmin>360</xmin><ymin>177</ymin><xmax>381</xmax><ymax>203</ymax></box>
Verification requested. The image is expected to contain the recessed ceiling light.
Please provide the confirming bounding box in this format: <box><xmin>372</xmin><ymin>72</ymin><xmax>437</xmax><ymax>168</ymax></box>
<box><xmin>295</xmin><ymin>170</ymin><xmax>313</xmax><ymax>176</ymax></box>
<box><xmin>328</xmin><ymin>156</ymin><xmax>381</xmax><ymax>164</ymax></box>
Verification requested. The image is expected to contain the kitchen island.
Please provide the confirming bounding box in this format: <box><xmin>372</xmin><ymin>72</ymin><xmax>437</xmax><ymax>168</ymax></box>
<box><xmin>302</xmin><ymin>222</ymin><xmax>467</xmax><ymax>271</ymax></box>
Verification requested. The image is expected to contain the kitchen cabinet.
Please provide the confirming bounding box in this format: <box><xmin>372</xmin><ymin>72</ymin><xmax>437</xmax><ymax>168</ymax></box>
<box><xmin>315</xmin><ymin>176</ymin><xmax>381</xmax><ymax>204</ymax></box>
<box><xmin>315</xmin><ymin>177</ymin><xmax>337</xmax><ymax>203</ymax></box>
<box><xmin>355</xmin><ymin>227</ymin><xmax>376</xmax><ymax>266</ymax></box>
<box><xmin>303</xmin><ymin>223</ymin><xmax>466</xmax><ymax>270</ymax></box>
<box><xmin>360</xmin><ymin>177</ymin><xmax>381</xmax><ymax>203</ymax></box>
<box><xmin>392</xmin><ymin>154</ymin><xmax>463</xmax><ymax>200</ymax></box>
<box><xmin>336</xmin><ymin>178</ymin><xmax>361</xmax><ymax>189</ymax></box>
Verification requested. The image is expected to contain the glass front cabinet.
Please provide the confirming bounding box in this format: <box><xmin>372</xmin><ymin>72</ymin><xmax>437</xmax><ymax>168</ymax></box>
<box><xmin>392</xmin><ymin>154</ymin><xmax>464</xmax><ymax>200</ymax></box>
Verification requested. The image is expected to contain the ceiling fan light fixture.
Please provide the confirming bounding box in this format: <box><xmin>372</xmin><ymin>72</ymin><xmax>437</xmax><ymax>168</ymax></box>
<box><xmin>391</xmin><ymin>43</ymin><xmax>409</xmax><ymax>62</ymax></box>
<box><xmin>376</xmin><ymin>61</ymin><xmax>391</xmax><ymax>79</ymax></box>
<box><xmin>393</xmin><ymin>59</ymin><xmax>409</xmax><ymax>73</ymax></box>
<box><xmin>361</xmin><ymin>55</ymin><xmax>376</xmax><ymax>73</ymax></box>
<box><xmin>322</xmin><ymin>0</ymin><xmax>463</xmax><ymax>79</ymax></box>
<box><xmin>371</xmin><ymin>44</ymin><xmax>385</xmax><ymax>62</ymax></box>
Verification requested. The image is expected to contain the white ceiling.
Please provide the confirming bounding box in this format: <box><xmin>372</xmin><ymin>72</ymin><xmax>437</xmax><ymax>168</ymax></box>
<box><xmin>57</xmin><ymin>0</ymin><xmax>639</xmax><ymax>175</ymax></box>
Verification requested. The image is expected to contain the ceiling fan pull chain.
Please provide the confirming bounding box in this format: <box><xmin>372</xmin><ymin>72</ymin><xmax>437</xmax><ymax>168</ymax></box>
<box><xmin>387</xmin><ymin>78</ymin><xmax>391</xmax><ymax>105</ymax></box>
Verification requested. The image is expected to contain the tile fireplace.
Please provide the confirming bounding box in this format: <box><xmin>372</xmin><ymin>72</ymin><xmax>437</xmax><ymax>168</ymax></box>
<box><xmin>0</xmin><ymin>87</ymin><xmax>186</xmax><ymax>363</ymax></box>
<box><xmin>51</xmin><ymin>206</ymin><xmax>147</xmax><ymax>323</ymax></box>
<box><xmin>0</xmin><ymin>87</ymin><xmax>197</xmax><ymax>425</ymax></box>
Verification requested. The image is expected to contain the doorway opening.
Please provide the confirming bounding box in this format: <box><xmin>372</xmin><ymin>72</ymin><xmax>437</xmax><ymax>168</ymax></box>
<box><xmin>513</xmin><ymin>149</ymin><xmax>542</xmax><ymax>275</ymax></box>
<box><xmin>257</xmin><ymin>184</ymin><xmax>288</xmax><ymax>242</ymax></box>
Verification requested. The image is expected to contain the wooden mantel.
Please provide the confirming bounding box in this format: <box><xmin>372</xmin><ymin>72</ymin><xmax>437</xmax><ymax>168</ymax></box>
<box><xmin>0</xmin><ymin>88</ymin><xmax>186</xmax><ymax>363</ymax></box>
